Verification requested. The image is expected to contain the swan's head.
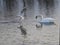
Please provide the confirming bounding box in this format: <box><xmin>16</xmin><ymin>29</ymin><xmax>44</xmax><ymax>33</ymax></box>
<box><xmin>35</xmin><ymin>16</ymin><xmax>38</xmax><ymax>19</ymax></box>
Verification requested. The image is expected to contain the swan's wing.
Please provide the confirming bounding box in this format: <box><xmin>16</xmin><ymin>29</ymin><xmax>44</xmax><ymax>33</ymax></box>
<box><xmin>40</xmin><ymin>18</ymin><xmax>55</xmax><ymax>22</ymax></box>
<box><xmin>44</xmin><ymin>18</ymin><xmax>55</xmax><ymax>20</ymax></box>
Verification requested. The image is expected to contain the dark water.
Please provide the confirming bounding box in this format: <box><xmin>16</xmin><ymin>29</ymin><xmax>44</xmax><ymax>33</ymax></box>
<box><xmin>0</xmin><ymin>0</ymin><xmax>58</xmax><ymax>21</ymax></box>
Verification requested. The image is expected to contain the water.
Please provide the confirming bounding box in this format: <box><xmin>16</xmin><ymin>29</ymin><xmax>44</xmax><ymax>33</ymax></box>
<box><xmin>0</xmin><ymin>0</ymin><xmax>59</xmax><ymax>45</ymax></box>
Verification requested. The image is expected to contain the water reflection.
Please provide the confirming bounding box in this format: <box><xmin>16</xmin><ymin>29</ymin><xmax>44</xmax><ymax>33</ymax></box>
<box><xmin>5</xmin><ymin>0</ymin><xmax>19</xmax><ymax>18</ymax></box>
<box><xmin>38</xmin><ymin>0</ymin><xmax>55</xmax><ymax>17</ymax></box>
<box><xmin>25</xmin><ymin>0</ymin><xmax>34</xmax><ymax>19</ymax></box>
<box><xmin>0</xmin><ymin>0</ymin><xmax>58</xmax><ymax>22</ymax></box>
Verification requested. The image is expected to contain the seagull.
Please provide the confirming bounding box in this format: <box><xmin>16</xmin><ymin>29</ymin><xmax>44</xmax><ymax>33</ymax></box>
<box><xmin>35</xmin><ymin>15</ymin><xmax>56</xmax><ymax>28</ymax></box>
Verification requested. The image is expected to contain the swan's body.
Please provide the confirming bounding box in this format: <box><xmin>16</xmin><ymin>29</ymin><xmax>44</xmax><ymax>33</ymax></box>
<box><xmin>36</xmin><ymin>15</ymin><xmax>56</xmax><ymax>28</ymax></box>
<box><xmin>39</xmin><ymin>18</ymin><xmax>55</xmax><ymax>25</ymax></box>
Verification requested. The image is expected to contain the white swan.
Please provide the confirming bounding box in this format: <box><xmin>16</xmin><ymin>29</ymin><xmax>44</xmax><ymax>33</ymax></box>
<box><xmin>35</xmin><ymin>15</ymin><xmax>56</xmax><ymax>28</ymax></box>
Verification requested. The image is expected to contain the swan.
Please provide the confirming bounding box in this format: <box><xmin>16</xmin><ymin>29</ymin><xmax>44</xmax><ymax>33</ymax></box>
<box><xmin>35</xmin><ymin>15</ymin><xmax>56</xmax><ymax>28</ymax></box>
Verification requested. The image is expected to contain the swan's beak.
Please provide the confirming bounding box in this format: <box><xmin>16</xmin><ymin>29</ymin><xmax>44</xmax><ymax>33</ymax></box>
<box><xmin>35</xmin><ymin>16</ymin><xmax>37</xmax><ymax>19</ymax></box>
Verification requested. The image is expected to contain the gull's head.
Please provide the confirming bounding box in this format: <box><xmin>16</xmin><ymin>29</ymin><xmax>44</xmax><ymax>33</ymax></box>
<box><xmin>17</xmin><ymin>25</ymin><xmax>23</xmax><ymax>29</ymax></box>
<box><xmin>20</xmin><ymin>16</ymin><xmax>24</xmax><ymax>20</ymax></box>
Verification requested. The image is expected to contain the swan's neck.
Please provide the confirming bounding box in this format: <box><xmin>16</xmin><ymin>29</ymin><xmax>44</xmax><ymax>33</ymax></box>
<box><xmin>37</xmin><ymin>15</ymin><xmax>43</xmax><ymax>20</ymax></box>
<box><xmin>41</xmin><ymin>15</ymin><xmax>43</xmax><ymax>20</ymax></box>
